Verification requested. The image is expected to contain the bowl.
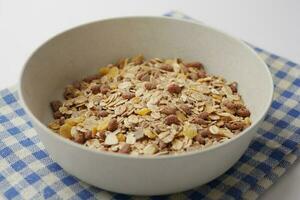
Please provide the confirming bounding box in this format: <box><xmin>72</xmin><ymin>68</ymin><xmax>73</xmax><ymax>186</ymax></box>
<box><xmin>18</xmin><ymin>16</ymin><xmax>273</xmax><ymax>195</ymax></box>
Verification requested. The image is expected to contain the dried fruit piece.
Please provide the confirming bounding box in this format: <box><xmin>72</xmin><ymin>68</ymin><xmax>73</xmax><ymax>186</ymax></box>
<box><xmin>199</xmin><ymin>129</ymin><xmax>210</xmax><ymax>138</ymax></box>
<box><xmin>176</xmin><ymin>111</ymin><xmax>187</xmax><ymax>122</ymax></box>
<box><xmin>172</xmin><ymin>139</ymin><xmax>183</xmax><ymax>150</ymax></box>
<box><xmin>97</xmin><ymin>117</ymin><xmax>111</xmax><ymax>131</ymax></box>
<box><xmin>165</xmin><ymin>114</ymin><xmax>180</xmax><ymax>125</ymax></box>
<box><xmin>135</xmin><ymin>108</ymin><xmax>151</xmax><ymax>116</ymax></box>
<box><xmin>182</xmin><ymin>123</ymin><xmax>198</xmax><ymax>139</ymax></box>
<box><xmin>99</xmin><ymin>66</ymin><xmax>110</xmax><ymax>76</ymax></box>
<box><xmin>191</xmin><ymin>117</ymin><xmax>209</xmax><ymax>125</ymax></box>
<box><xmin>131</xmin><ymin>55</ymin><xmax>144</xmax><ymax>65</ymax></box>
<box><xmin>167</xmin><ymin>83</ymin><xmax>182</xmax><ymax>94</ymax></box>
<box><xmin>83</xmin><ymin>74</ymin><xmax>101</xmax><ymax>83</ymax></box>
<box><xmin>104</xmin><ymin>133</ymin><xmax>118</xmax><ymax>145</ymax></box>
<box><xmin>59</xmin><ymin>124</ymin><xmax>73</xmax><ymax>138</ymax></box>
<box><xmin>117</xmin><ymin>133</ymin><xmax>126</xmax><ymax>142</ymax></box>
<box><xmin>126</xmin><ymin>134</ymin><xmax>136</xmax><ymax>144</ymax></box>
<box><xmin>144</xmin><ymin>128</ymin><xmax>157</xmax><ymax>139</ymax></box>
<box><xmin>143</xmin><ymin>144</ymin><xmax>158</xmax><ymax>155</ymax></box>
<box><xmin>107</xmin><ymin>67</ymin><xmax>119</xmax><ymax>79</ymax></box>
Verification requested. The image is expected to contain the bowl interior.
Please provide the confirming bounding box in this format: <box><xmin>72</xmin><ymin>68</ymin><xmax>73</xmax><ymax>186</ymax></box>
<box><xmin>20</xmin><ymin>17</ymin><xmax>273</xmax><ymax>127</ymax></box>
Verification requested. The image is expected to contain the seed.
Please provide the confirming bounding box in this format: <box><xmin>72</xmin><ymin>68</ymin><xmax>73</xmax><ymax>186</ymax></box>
<box><xmin>160</xmin><ymin>106</ymin><xmax>177</xmax><ymax>115</ymax></box>
<box><xmin>144</xmin><ymin>82</ymin><xmax>156</xmax><ymax>90</ymax></box>
<box><xmin>167</xmin><ymin>83</ymin><xmax>182</xmax><ymax>94</ymax></box>
<box><xmin>107</xmin><ymin>119</ymin><xmax>118</xmax><ymax>132</ymax></box>
<box><xmin>165</xmin><ymin>114</ymin><xmax>180</xmax><ymax>125</ymax></box>
<box><xmin>50</xmin><ymin>100</ymin><xmax>62</xmax><ymax>112</ymax></box>
<box><xmin>122</xmin><ymin>92</ymin><xmax>135</xmax><ymax>100</ymax></box>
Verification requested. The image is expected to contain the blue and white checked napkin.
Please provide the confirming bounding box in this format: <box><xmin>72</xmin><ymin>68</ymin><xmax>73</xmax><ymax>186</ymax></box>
<box><xmin>0</xmin><ymin>11</ymin><xmax>299</xmax><ymax>200</ymax></box>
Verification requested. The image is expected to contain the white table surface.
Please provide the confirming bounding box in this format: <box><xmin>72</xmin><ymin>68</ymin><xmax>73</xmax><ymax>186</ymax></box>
<box><xmin>0</xmin><ymin>0</ymin><xmax>299</xmax><ymax>199</ymax></box>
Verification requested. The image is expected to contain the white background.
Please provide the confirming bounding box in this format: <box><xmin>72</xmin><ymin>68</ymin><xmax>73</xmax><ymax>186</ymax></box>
<box><xmin>0</xmin><ymin>0</ymin><xmax>299</xmax><ymax>199</ymax></box>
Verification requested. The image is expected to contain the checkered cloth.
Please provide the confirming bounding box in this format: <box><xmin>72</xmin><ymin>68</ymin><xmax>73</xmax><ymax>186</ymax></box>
<box><xmin>0</xmin><ymin>12</ymin><xmax>299</xmax><ymax>200</ymax></box>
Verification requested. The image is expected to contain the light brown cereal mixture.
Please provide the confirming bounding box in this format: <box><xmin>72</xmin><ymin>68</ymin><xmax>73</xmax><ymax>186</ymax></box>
<box><xmin>48</xmin><ymin>55</ymin><xmax>251</xmax><ymax>156</ymax></box>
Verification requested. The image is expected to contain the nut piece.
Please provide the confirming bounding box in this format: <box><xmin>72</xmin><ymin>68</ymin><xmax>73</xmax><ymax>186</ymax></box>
<box><xmin>179</xmin><ymin>104</ymin><xmax>192</xmax><ymax>115</ymax></box>
<box><xmin>107</xmin><ymin>119</ymin><xmax>118</xmax><ymax>132</ymax></box>
<box><xmin>191</xmin><ymin>117</ymin><xmax>208</xmax><ymax>125</ymax></box>
<box><xmin>122</xmin><ymin>92</ymin><xmax>135</xmax><ymax>100</ymax></box>
<box><xmin>100</xmin><ymin>85</ymin><xmax>110</xmax><ymax>94</ymax></box>
<box><xmin>195</xmin><ymin>134</ymin><xmax>206</xmax><ymax>145</ymax></box>
<box><xmin>198</xmin><ymin>112</ymin><xmax>209</xmax><ymax>120</ymax></box>
<box><xmin>144</xmin><ymin>82</ymin><xmax>156</xmax><ymax>90</ymax></box>
<box><xmin>91</xmin><ymin>85</ymin><xmax>101</xmax><ymax>94</ymax></box>
<box><xmin>160</xmin><ymin>106</ymin><xmax>177</xmax><ymax>115</ymax></box>
<box><xmin>199</xmin><ymin>129</ymin><xmax>210</xmax><ymax>138</ymax></box>
<box><xmin>83</xmin><ymin>74</ymin><xmax>101</xmax><ymax>83</ymax></box>
<box><xmin>229</xmin><ymin>82</ymin><xmax>238</xmax><ymax>93</ymax></box>
<box><xmin>165</xmin><ymin>114</ymin><xmax>180</xmax><ymax>125</ymax></box>
<box><xmin>225</xmin><ymin>121</ymin><xmax>244</xmax><ymax>130</ymax></box>
<box><xmin>197</xmin><ymin>70</ymin><xmax>207</xmax><ymax>78</ymax></box>
<box><xmin>236</xmin><ymin>107</ymin><xmax>251</xmax><ymax>117</ymax></box>
<box><xmin>119</xmin><ymin>144</ymin><xmax>131</xmax><ymax>154</ymax></box>
<box><xmin>50</xmin><ymin>100</ymin><xmax>62</xmax><ymax>112</ymax></box>
<box><xmin>167</xmin><ymin>83</ymin><xmax>182</xmax><ymax>94</ymax></box>
<box><xmin>97</xmin><ymin>110</ymin><xmax>109</xmax><ymax>118</ymax></box>
<box><xmin>53</xmin><ymin>111</ymin><xmax>63</xmax><ymax>119</ymax></box>
<box><xmin>185</xmin><ymin>62</ymin><xmax>204</xmax><ymax>69</ymax></box>
<box><xmin>160</xmin><ymin>64</ymin><xmax>174</xmax><ymax>72</ymax></box>
<box><xmin>74</xmin><ymin>132</ymin><xmax>85</xmax><ymax>144</ymax></box>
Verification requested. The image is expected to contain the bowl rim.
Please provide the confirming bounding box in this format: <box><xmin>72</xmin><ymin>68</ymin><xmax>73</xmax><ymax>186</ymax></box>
<box><xmin>18</xmin><ymin>15</ymin><xmax>274</xmax><ymax>160</ymax></box>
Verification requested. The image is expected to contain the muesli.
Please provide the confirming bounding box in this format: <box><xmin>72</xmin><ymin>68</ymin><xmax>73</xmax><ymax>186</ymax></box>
<box><xmin>48</xmin><ymin>55</ymin><xmax>251</xmax><ymax>155</ymax></box>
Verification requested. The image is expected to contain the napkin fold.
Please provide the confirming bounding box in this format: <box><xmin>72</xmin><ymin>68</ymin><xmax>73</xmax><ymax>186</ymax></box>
<box><xmin>0</xmin><ymin>11</ymin><xmax>299</xmax><ymax>200</ymax></box>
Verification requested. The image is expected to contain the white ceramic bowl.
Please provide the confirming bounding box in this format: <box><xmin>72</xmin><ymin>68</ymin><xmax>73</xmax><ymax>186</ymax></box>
<box><xmin>19</xmin><ymin>16</ymin><xmax>273</xmax><ymax>195</ymax></box>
